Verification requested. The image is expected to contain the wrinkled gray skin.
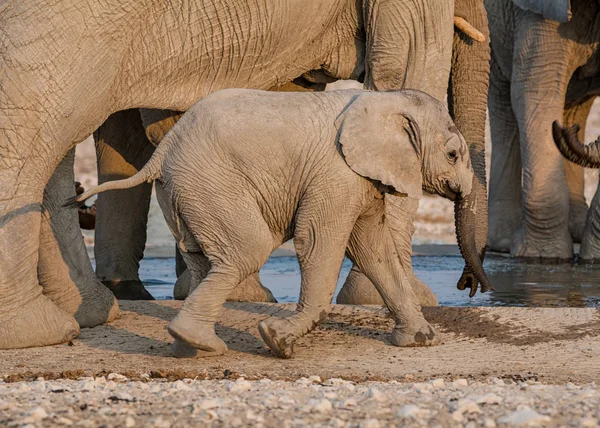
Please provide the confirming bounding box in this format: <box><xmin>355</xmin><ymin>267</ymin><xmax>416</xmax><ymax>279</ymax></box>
<box><xmin>91</xmin><ymin>0</ymin><xmax>491</xmax><ymax>304</ymax></box>
<box><xmin>73</xmin><ymin>89</ymin><xmax>480</xmax><ymax>358</ymax></box>
<box><xmin>0</xmin><ymin>0</ymin><xmax>489</xmax><ymax>349</ymax></box>
<box><xmin>486</xmin><ymin>0</ymin><xmax>600</xmax><ymax>260</ymax></box>
<box><xmin>552</xmin><ymin>122</ymin><xmax>600</xmax><ymax>262</ymax></box>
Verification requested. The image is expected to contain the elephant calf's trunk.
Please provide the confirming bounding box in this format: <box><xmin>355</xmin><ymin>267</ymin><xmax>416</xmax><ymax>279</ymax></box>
<box><xmin>454</xmin><ymin>192</ymin><xmax>493</xmax><ymax>297</ymax></box>
<box><xmin>552</xmin><ymin>121</ymin><xmax>600</xmax><ymax>169</ymax></box>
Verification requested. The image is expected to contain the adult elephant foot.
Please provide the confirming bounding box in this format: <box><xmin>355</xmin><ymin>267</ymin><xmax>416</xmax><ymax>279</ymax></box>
<box><xmin>38</xmin><ymin>149</ymin><xmax>120</xmax><ymax>327</ymax></box>
<box><xmin>510</xmin><ymin>224</ymin><xmax>573</xmax><ymax>262</ymax></box>
<box><xmin>336</xmin><ymin>266</ymin><xmax>438</xmax><ymax>307</ymax></box>
<box><xmin>102</xmin><ymin>279</ymin><xmax>155</xmax><ymax>300</ymax></box>
<box><xmin>569</xmin><ymin>197</ymin><xmax>588</xmax><ymax>244</ymax></box>
<box><xmin>174</xmin><ymin>269</ymin><xmax>277</xmax><ymax>303</ymax></box>
<box><xmin>0</xmin><ymin>294</ymin><xmax>80</xmax><ymax>349</ymax></box>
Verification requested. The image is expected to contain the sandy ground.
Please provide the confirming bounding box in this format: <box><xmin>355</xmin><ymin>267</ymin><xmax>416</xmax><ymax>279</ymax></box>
<box><xmin>74</xmin><ymin>93</ymin><xmax>600</xmax><ymax>249</ymax></box>
<box><xmin>1</xmin><ymin>302</ymin><xmax>599</xmax><ymax>426</ymax></box>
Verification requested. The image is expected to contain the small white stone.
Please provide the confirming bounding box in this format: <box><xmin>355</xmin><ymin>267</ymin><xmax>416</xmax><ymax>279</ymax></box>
<box><xmin>305</xmin><ymin>398</ymin><xmax>333</xmax><ymax>413</ymax></box>
<box><xmin>125</xmin><ymin>417</ymin><xmax>136</xmax><ymax>427</ymax></box>
<box><xmin>295</xmin><ymin>377</ymin><xmax>311</xmax><ymax>386</ymax></box>
<box><xmin>359</xmin><ymin>418</ymin><xmax>381</xmax><ymax>428</ymax></box>
<box><xmin>490</xmin><ymin>377</ymin><xmax>505</xmax><ymax>386</ymax></box>
<box><xmin>367</xmin><ymin>387</ymin><xmax>386</xmax><ymax>401</ymax></box>
<box><xmin>308</xmin><ymin>375</ymin><xmax>321</xmax><ymax>383</ymax></box>
<box><xmin>258</xmin><ymin>378</ymin><xmax>272</xmax><ymax>385</ymax></box>
<box><xmin>450</xmin><ymin>399</ymin><xmax>482</xmax><ymax>415</ymax></box>
<box><xmin>471</xmin><ymin>393</ymin><xmax>504</xmax><ymax>405</ymax></box>
<box><xmin>453</xmin><ymin>378</ymin><xmax>469</xmax><ymax>387</ymax></box>
<box><xmin>79</xmin><ymin>380</ymin><xmax>96</xmax><ymax>392</ymax></box>
<box><xmin>580</xmin><ymin>417</ymin><xmax>599</xmax><ymax>427</ymax></box>
<box><xmin>194</xmin><ymin>399</ymin><xmax>220</xmax><ymax>411</ymax></box>
<box><xmin>227</xmin><ymin>379</ymin><xmax>252</xmax><ymax>393</ymax></box>
<box><xmin>497</xmin><ymin>407</ymin><xmax>551</xmax><ymax>426</ymax></box>
<box><xmin>483</xmin><ymin>417</ymin><xmax>497</xmax><ymax>427</ymax></box>
<box><xmin>17</xmin><ymin>384</ymin><xmax>30</xmax><ymax>392</ymax></box>
<box><xmin>26</xmin><ymin>407</ymin><xmax>48</xmax><ymax>422</ymax></box>
<box><xmin>340</xmin><ymin>398</ymin><xmax>357</xmax><ymax>408</ymax></box>
<box><xmin>107</xmin><ymin>373</ymin><xmax>128</xmax><ymax>382</ymax></box>
<box><xmin>412</xmin><ymin>382</ymin><xmax>434</xmax><ymax>391</ymax></box>
<box><xmin>105</xmin><ymin>381</ymin><xmax>118</xmax><ymax>391</ymax></box>
<box><xmin>173</xmin><ymin>380</ymin><xmax>190</xmax><ymax>391</ymax></box>
<box><xmin>430</xmin><ymin>378</ymin><xmax>445</xmax><ymax>388</ymax></box>
<box><xmin>396</xmin><ymin>405</ymin><xmax>421</xmax><ymax>418</ymax></box>
<box><xmin>113</xmin><ymin>392</ymin><xmax>134</xmax><ymax>402</ymax></box>
<box><xmin>56</xmin><ymin>417</ymin><xmax>74</xmax><ymax>426</ymax></box>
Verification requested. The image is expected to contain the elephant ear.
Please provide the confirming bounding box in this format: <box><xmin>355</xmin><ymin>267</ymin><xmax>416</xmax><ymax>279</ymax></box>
<box><xmin>335</xmin><ymin>93</ymin><xmax>422</xmax><ymax>200</ymax></box>
<box><xmin>512</xmin><ymin>0</ymin><xmax>571</xmax><ymax>23</ymax></box>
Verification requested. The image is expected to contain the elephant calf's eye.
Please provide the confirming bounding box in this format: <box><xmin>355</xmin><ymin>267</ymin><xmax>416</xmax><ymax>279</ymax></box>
<box><xmin>447</xmin><ymin>150</ymin><xmax>458</xmax><ymax>164</ymax></box>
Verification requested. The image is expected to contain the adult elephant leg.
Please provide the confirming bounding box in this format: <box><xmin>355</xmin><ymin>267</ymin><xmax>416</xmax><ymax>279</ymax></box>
<box><xmin>581</xmin><ymin>181</ymin><xmax>600</xmax><ymax>262</ymax></box>
<box><xmin>38</xmin><ymin>149</ymin><xmax>120</xmax><ymax>326</ymax></box>
<box><xmin>510</xmin><ymin>15</ymin><xmax>578</xmax><ymax>260</ymax></box>
<box><xmin>487</xmin><ymin>56</ymin><xmax>521</xmax><ymax>252</ymax></box>
<box><xmin>337</xmin><ymin>198</ymin><xmax>438</xmax><ymax>307</ymax></box>
<box><xmin>94</xmin><ymin>110</ymin><xmax>156</xmax><ymax>300</ymax></box>
<box><xmin>0</xmin><ymin>135</ymin><xmax>80</xmax><ymax>349</ymax></box>
<box><xmin>562</xmin><ymin>98</ymin><xmax>594</xmax><ymax>243</ymax></box>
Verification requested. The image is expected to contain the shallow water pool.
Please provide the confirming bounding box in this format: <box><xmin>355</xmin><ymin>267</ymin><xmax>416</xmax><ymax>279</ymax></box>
<box><xmin>129</xmin><ymin>255</ymin><xmax>600</xmax><ymax>307</ymax></box>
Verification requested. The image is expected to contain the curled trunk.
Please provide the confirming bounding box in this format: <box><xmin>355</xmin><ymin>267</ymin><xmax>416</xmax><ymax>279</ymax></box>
<box><xmin>454</xmin><ymin>191</ymin><xmax>493</xmax><ymax>296</ymax></box>
<box><xmin>552</xmin><ymin>121</ymin><xmax>600</xmax><ymax>168</ymax></box>
<box><xmin>449</xmin><ymin>0</ymin><xmax>491</xmax><ymax>295</ymax></box>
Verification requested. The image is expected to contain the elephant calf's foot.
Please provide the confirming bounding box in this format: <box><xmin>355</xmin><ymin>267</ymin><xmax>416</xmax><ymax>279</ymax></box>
<box><xmin>102</xmin><ymin>279</ymin><xmax>155</xmax><ymax>300</ymax></box>
<box><xmin>227</xmin><ymin>273</ymin><xmax>277</xmax><ymax>303</ymax></box>
<box><xmin>391</xmin><ymin>321</ymin><xmax>440</xmax><ymax>347</ymax></box>
<box><xmin>168</xmin><ymin>318</ymin><xmax>228</xmax><ymax>355</ymax></box>
<box><xmin>171</xmin><ymin>338</ymin><xmax>226</xmax><ymax>358</ymax></box>
<box><xmin>0</xmin><ymin>294</ymin><xmax>79</xmax><ymax>349</ymax></box>
<box><xmin>258</xmin><ymin>317</ymin><xmax>299</xmax><ymax>359</ymax></box>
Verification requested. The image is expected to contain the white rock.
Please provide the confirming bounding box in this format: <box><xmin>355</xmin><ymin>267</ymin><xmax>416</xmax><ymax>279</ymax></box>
<box><xmin>453</xmin><ymin>378</ymin><xmax>469</xmax><ymax>387</ymax></box>
<box><xmin>17</xmin><ymin>384</ymin><xmax>30</xmax><ymax>392</ymax></box>
<box><xmin>323</xmin><ymin>378</ymin><xmax>347</xmax><ymax>386</ymax></box>
<box><xmin>194</xmin><ymin>399</ymin><xmax>221</xmax><ymax>411</ymax></box>
<box><xmin>580</xmin><ymin>417</ymin><xmax>599</xmax><ymax>427</ymax></box>
<box><xmin>56</xmin><ymin>417</ymin><xmax>74</xmax><ymax>426</ymax></box>
<box><xmin>430</xmin><ymin>378</ymin><xmax>445</xmax><ymax>388</ymax></box>
<box><xmin>412</xmin><ymin>382</ymin><xmax>434</xmax><ymax>391</ymax></box>
<box><xmin>305</xmin><ymin>398</ymin><xmax>333</xmax><ymax>413</ymax></box>
<box><xmin>95</xmin><ymin>376</ymin><xmax>107</xmax><ymax>384</ymax></box>
<box><xmin>105</xmin><ymin>381</ymin><xmax>118</xmax><ymax>391</ymax></box>
<box><xmin>79</xmin><ymin>380</ymin><xmax>96</xmax><ymax>392</ymax></box>
<box><xmin>396</xmin><ymin>405</ymin><xmax>422</xmax><ymax>418</ymax></box>
<box><xmin>497</xmin><ymin>407</ymin><xmax>551</xmax><ymax>426</ymax></box>
<box><xmin>107</xmin><ymin>373</ymin><xmax>128</xmax><ymax>382</ymax></box>
<box><xmin>173</xmin><ymin>380</ymin><xmax>190</xmax><ymax>391</ymax></box>
<box><xmin>113</xmin><ymin>392</ymin><xmax>134</xmax><ymax>402</ymax></box>
<box><xmin>258</xmin><ymin>378</ymin><xmax>272</xmax><ymax>385</ymax></box>
<box><xmin>450</xmin><ymin>399</ymin><xmax>482</xmax><ymax>415</ymax></box>
<box><xmin>227</xmin><ymin>379</ymin><xmax>252</xmax><ymax>393</ymax></box>
<box><xmin>340</xmin><ymin>398</ymin><xmax>357</xmax><ymax>408</ymax></box>
<box><xmin>308</xmin><ymin>376</ymin><xmax>322</xmax><ymax>383</ymax></box>
<box><xmin>295</xmin><ymin>377</ymin><xmax>311</xmax><ymax>386</ymax></box>
<box><xmin>26</xmin><ymin>407</ymin><xmax>48</xmax><ymax>422</ymax></box>
<box><xmin>490</xmin><ymin>377</ymin><xmax>505</xmax><ymax>386</ymax></box>
<box><xmin>360</xmin><ymin>418</ymin><xmax>381</xmax><ymax>428</ymax></box>
<box><xmin>470</xmin><ymin>393</ymin><xmax>504</xmax><ymax>405</ymax></box>
<box><xmin>483</xmin><ymin>417</ymin><xmax>497</xmax><ymax>427</ymax></box>
<box><xmin>151</xmin><ymin>417</ymin><xmax>171</xmax><ymax>428</ymax></box>
<box><xmin>125</xmin><ymin>417</ymin><xmax>136</xmax><ymax>427</ymax></box>
<box><xmin>367</xmin><ymin>387</ymin><xmax>386</xmax><ymax>401</ymax></box>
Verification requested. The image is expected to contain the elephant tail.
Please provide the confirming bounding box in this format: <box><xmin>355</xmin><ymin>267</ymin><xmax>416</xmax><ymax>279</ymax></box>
<box><xmin>63</xmin><ymin>136</ymin><xmax>169</xmax><ymax>208</ymax></box>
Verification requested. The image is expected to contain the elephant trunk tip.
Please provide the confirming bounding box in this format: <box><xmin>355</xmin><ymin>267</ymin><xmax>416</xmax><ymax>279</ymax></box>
<box><xmin>552</xmin><ymin>121</ymin><xmax>600</xmax><ymax>168</ymax></box>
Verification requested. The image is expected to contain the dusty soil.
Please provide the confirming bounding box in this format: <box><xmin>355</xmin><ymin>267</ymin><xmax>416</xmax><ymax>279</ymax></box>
<box><xmin>1</xmin><ymin>302</ymin><xmax>598</xmax><ymax>385</ymax></box>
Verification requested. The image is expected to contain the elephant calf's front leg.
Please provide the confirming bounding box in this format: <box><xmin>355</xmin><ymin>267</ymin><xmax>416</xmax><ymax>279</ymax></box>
<box><xmin>346</xmin><ymin>210</ymin><xmax>439</xmax><ymax>347</ymax></box>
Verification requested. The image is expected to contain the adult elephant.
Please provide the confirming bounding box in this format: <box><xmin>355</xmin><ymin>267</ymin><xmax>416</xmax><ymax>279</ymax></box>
<box><xmin>0</xmin><ymin>0</ymin><xmax>489</xmax><ymax>349</ymax></box>
<box><xmin>553</xmin><ymin>122</ymin><xmax>600</xmax><ymax>261</ymax></box>
<box><xmin>486</xmin><ymin>0</ymin><xmax>600</xmax><ymax>260</ymax></box>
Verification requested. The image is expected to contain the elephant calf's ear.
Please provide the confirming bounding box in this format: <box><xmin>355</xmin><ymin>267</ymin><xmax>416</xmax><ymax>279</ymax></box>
<box><xmin>335</xmin><ymin>94</ymin><xmax>423</xmax><ymax>200</ymax></box>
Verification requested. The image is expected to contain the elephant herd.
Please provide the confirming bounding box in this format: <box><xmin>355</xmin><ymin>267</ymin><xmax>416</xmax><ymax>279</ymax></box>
<box><xmin>0</xmin><ymin>0</ymin><xmax>598</xmax><ymax>353</ymax></box>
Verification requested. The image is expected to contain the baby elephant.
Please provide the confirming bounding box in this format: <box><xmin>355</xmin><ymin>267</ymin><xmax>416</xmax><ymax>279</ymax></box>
<box><xmin>71</xmin><ymin>88</ymin><xmax>482</xmax><ymax>358</ymax></box>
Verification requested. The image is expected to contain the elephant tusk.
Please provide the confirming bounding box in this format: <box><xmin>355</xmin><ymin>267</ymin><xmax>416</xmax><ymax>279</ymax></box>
<box><xmin>454</xmin><ymin>17</ymin><xmax>486</xmax><ymax>43</ymax></box>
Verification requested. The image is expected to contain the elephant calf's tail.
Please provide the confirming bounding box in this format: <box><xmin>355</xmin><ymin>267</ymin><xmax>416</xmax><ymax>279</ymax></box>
<box><xmin>63</xmin><ymin>141</ymin><xmax>167</xmax><ymax>208</ymax></box>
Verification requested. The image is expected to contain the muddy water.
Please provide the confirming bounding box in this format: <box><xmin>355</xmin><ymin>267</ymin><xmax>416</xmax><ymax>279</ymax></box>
<box><xmin>132</xmin><ymin>256</ymin><xmax>600</xmax><ymax>307</ymax></box>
